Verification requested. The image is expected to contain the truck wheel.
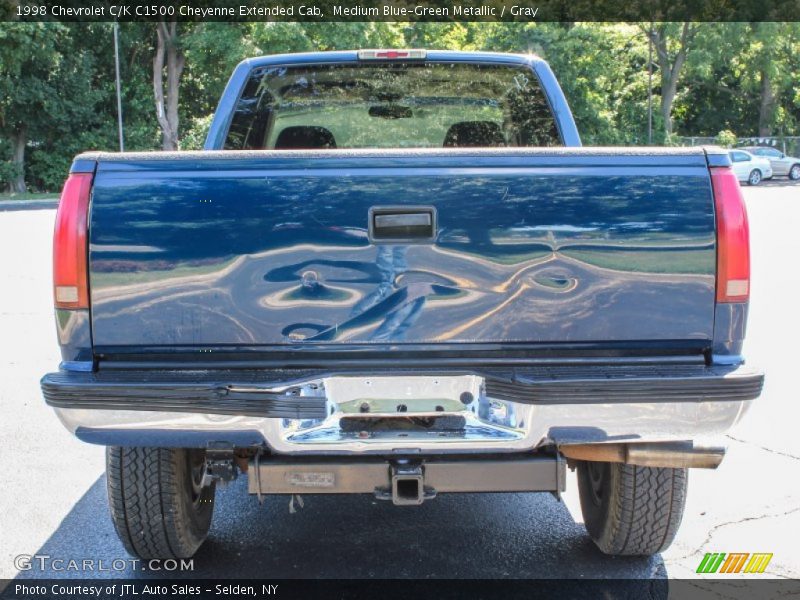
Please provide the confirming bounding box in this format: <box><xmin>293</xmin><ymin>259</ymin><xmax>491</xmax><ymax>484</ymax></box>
<box><xmin>106</xmin><ymin>447</ymin><xmax>215</xmax><ymax>559</ymax></box>
<box><xmin>576</xmin><ymin>461</ymin><xmax>687</xmax><ymax>556</ymax></box>
<box><xmin>789</xmin><ymin>164</ymin><xmax>800</xmax><ymax>180</ymax></box>
<box><xmin>747</xmin><ymin>169</ymin><xmax>762</xmax><ymax>185</ymax></box>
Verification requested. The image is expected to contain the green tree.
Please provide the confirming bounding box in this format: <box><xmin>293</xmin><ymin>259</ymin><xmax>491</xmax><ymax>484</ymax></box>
<box><xmin>480</xmin><ymin>23</ymin><xmax>655</xmax><ymax>144</ymax></box>
<box><xmin>0</xmin><ymin>23</ymin><xmax>64</xmax><ymax>192</ymax></box>
<box><xmin>679</xmin><ymin>23</ymin><xmax>800</xmax><ymax>137</ymax></box>
<box><xmin>641</xmin><ymin>23</ymin><xmax>696</xmax><ymax>137</ymax></box>
<box><xmin>153</xmin><ymin>22</ymin><xmax>186</xmax><ymax>150</ymax></box>
<box><xmin>741</xmin><ymin>23</ymin><xmax>798</xmax><ymax>136</ymax></box>
<box><xmin>183</xmin><ymin>23</ymin><xmax>256</xmax><ymax>119</ymax></box>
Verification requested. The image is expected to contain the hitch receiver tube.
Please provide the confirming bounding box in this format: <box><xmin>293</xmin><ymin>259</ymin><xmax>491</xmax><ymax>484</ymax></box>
<box><xmin>392</xmin><ymin>464</ymin><xmax>425</xmax><ymax>506</ymax></box>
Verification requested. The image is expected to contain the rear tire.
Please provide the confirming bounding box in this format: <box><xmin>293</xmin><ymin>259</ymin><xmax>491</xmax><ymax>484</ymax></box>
<box><xmin>106</xmin><ymin>447</ymin><xmax>215</xmax><ymax>559</ymax></box>
<box><xmin>748</xmin><ymin>169</ymin><xmax>762</xmax><ymax>185</ymax></box>
<box><xmin>789</xmin><ymin>164</ymin><xmax>800</xmax><ymax>180</ymax></box>
<box><xmin>576</xmin><ymin>461</ymin><xmax>687</xmax><ymax>556</ymax></box>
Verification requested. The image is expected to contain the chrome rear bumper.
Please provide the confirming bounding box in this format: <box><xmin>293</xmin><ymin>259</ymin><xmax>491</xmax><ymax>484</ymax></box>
<box><xmin>44</xmin><ymin>362</ymin><xmax>763</xmax><ymax>455</ymax></box>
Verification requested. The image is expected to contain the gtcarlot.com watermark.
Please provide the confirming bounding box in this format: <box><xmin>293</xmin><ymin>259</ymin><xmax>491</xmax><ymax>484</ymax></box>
<box><xmin>14</xmin><ymin>554</ymin><xmax>193</xmax><ymax>572</ymax></box>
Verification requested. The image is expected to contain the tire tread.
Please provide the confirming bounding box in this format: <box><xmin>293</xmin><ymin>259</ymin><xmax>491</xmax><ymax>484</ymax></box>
<box><xmin>106</xmin><ymin>447</ymin><xmax>213</xmax><ymax>559</ymax></box>
<box><xmin>578</xmin><ymin>461</ymin><xmax>687</xmax><ymax>556</ymax></box>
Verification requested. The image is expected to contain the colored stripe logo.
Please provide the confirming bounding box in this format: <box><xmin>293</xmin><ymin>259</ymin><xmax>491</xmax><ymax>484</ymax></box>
<box><xmin>697</xmin><ymin>552</ymin><xmax>773</xmax><ymax>574</ymax></box>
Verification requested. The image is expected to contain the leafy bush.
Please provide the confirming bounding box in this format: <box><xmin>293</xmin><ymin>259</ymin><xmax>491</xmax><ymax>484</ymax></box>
<box><xmin>181</xmin><ymin>114</ymin><xmax>214</xmax><ymax>151</ymax></box>
<box><xmin>715</xmin><ymin>130</ymin><xmax>738</xmax><ymax>148</ymax></box>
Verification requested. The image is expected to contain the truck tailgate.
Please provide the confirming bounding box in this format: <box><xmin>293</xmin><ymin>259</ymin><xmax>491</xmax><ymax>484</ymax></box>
<box><xmin>86</xmin><ymin>149</ymin><xmax>716</xmax><ymax>350</ymax></box>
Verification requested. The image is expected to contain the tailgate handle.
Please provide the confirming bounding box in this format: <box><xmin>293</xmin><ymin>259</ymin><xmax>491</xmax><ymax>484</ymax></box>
<box><xmin>369</xmin><ymin>207</ymin><xmax>436</xmax><ymax>243</ymax></box>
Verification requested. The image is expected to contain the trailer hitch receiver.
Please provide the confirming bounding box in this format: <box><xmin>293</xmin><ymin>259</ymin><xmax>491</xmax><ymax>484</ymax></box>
<box><xmin>392</xmin><ymin>464</ymin><xmax>425</xmax><ymax>505</ymax></box>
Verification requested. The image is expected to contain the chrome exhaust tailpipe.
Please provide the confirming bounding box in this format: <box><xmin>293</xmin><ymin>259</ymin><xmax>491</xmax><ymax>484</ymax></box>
<box><xmin>560</xmin><ymin>441</ymin><xmax>726</xmax><ymax>469</ymax></box>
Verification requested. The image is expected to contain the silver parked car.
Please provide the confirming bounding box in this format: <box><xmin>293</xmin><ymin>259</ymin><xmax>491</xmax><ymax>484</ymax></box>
<box><xmin>742</xmin><ymin>146</ymin><xmax>800</xmax><ymax>180</ymax></box>
<box><xmin>728</xmin><ymin>150</ymin><xmax>773</xmax><ymax>185</ymax></box>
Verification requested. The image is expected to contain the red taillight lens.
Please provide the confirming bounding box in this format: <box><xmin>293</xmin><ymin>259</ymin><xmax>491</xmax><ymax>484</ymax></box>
<box><xmin>711</xmin><ymin>167</ymin><xmax>750</xmax><ymax>303</ymax></box>
<box><xmin>53</xmin><ymin>173</ymin><xmax>92</xmax><ymax>309</ymax></box>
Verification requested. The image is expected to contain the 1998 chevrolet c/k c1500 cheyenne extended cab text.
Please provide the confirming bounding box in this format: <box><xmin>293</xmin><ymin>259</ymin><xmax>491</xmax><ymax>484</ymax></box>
<box><xmin>41</xmin><ymin>50</ymin><xmax>763</xmax><ymax>559</ymax></box>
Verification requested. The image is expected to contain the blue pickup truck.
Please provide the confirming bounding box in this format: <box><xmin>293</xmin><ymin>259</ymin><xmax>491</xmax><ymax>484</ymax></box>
<box><xmin>42</xmin><ymin>50</ymin><xmax>763</xmax><ymax>560</ymax></box>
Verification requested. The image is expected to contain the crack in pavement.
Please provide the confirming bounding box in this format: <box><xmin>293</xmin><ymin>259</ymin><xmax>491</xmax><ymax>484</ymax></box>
<box><xmin>669</xmin><ymin>505</ymin><xmax>800</xmax><ymax>567</ymax></box>
<box><xmin>726</xmin><ymin>434</ymin><xmax>800</xmax><ymax>462</ymax></box>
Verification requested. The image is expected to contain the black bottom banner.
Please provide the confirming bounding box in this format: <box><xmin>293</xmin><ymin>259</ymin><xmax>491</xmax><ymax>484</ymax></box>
<box><xmin>3</xmin><ymin>579</ymin><xmax>800</xmax><ymax>600</ymax></box>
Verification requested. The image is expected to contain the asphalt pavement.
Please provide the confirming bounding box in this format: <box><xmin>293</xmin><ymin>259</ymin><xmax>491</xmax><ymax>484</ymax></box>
<box><xmin>0</xmin><ymin>183</ymin><xmax>798</xmax><ymax>585</ymax></box>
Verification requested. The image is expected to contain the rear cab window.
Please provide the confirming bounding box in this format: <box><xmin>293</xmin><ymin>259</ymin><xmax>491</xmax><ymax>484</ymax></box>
<box><xmin>224</xmin><ymin>62</ymin><xmax>562</xmax><ymax>150</ymax></box>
